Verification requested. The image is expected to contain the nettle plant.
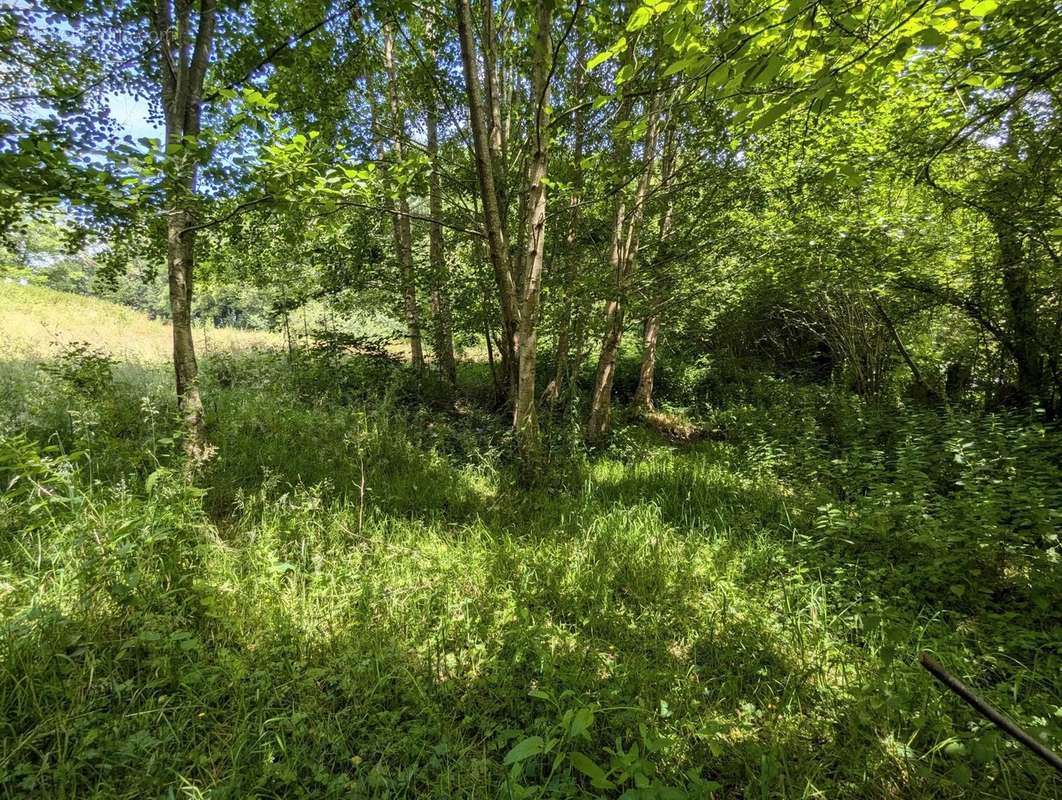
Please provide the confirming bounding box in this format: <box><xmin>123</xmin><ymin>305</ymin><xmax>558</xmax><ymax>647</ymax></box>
<box><xmin>501</xmin><ymin>689</ymin><xmax>719</xmax><ymax>798</ymax></box>
<box><xmin>40</xmin><ymin>341</ymin><xmax>116</xmax><ymax>398</ymax></box>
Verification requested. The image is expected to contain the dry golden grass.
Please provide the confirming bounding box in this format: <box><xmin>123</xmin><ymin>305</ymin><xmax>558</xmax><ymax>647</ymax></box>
<box><xmin>644</xmin><ymin>409</ymin><xmax>726</xmax><ymax>443</ymax></box>
<box><xmin>0</xmin><ymin>282</ymin><xmax>280</xmax><ymax>363</ymax></box>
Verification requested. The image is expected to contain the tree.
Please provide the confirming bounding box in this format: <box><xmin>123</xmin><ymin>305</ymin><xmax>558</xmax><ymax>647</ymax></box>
<box><xmin>425</xmin><ymin>19</ymin><xmax>457</xmax><ymax>385</ymax></box>
<box><xmin>379</xmin><ymin>21</ymin><xmax>425</xmax><ymax>371</ymax></box>
<box><xmin>151</xmin><ymin>0</ymin><xmax>217</xmax><ymax>467</ymax></box>
<box><xmin>456</xmin><ymin>0</ymin><xmax>557</xmax><ymax>460</ymax></box>
<box><xmin>587</xmin><ymin>58</ymin><xmax>663</xmax><ymax>441</ymax></box>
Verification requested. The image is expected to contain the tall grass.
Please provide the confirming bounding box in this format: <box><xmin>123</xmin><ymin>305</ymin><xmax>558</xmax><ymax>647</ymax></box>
<box><xmin>0</xmin><ymin>283</ymin><xmax>279</xmax><ymax>362</ymax></box>
<box><xmin>0</xmin><ymin>327</ymin><xmax>1059</xmax><ymax>797</ymax></box>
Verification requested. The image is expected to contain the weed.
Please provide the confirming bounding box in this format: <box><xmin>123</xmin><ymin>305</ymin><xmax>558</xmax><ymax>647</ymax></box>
<box><xmin>0</xmin><ymin>341</ymin><xmax>1059</xmax><ymax>798</ymax></box>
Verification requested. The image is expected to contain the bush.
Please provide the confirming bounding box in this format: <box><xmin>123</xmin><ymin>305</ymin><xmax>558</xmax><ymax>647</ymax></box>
<box><xmin>39</xmin><ymin>341</ymin><xmax>116</xmax><ymax>397</ymax></box>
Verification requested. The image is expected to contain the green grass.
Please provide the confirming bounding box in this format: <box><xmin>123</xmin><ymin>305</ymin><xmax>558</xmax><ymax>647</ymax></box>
<box><xmin>0</xmin><ymin>282</ymin><xmax>280</xmax><ymax>363</ymax></box>
<box><xmin>0</xmin><ymin>307</ymin><xmax>1060</xmax><ymax>798</ymax></box>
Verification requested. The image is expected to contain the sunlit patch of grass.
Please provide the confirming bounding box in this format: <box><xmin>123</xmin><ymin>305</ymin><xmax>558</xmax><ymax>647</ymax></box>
<box><xmin>643</xmin><ymin>409</ymin><xmax>717</xmax><ymax>443</ymax></box>
<box><xmin>0</xmin><ymin>334</ymin><xmax>1059</xmax><ymax>797</ymax></box>
<box><xmin>0</xmin><ymin>283</ymin><xmax>280</xmax><ymax>363</ymax></box>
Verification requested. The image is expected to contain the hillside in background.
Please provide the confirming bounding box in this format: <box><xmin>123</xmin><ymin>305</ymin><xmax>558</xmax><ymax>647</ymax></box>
<box><xmin>0</xmin><ymin>283</ymin><xmax>281</xmax><ymax>363</ymax></box>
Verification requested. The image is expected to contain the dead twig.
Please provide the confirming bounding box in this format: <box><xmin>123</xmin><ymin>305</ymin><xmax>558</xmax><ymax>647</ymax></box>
<box><xmin>920</xmin><ymin>652</ymin><xmax>1062</xmax><ymax>776</ymax></box>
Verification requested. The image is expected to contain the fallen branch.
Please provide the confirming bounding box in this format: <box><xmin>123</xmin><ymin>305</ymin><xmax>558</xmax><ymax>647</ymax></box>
<box><xmin>919</xmin><ymin>652</ymin><xmax>1062</xmax><ymax>775</ymax></box>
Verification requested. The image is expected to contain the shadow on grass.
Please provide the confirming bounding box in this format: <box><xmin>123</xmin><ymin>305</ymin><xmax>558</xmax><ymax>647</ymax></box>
<box><xmin>2</xmin><ymin>458</ymin><xmax>1058</xmax><ymax>798</ymax></box>
<box><xmin>0</xmin><ymin>552</ymin><xmax>853</xmax><ymax>798</ymax></box>
<box><xmin>3</xmin><ymin>356</ymin><xmax>1059</xmax><ymax>798</ymax></box>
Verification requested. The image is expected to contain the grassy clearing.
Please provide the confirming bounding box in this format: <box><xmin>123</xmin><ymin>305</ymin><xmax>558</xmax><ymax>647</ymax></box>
<box><xmin>0</xmin><ymin>299</ymin><xmax>1060</xmax><ymax>799</ymax></box>
<box><xmin>0</xmin><ymin>283</ymin><xmax>280</xmax><ymax>362</ymax></box>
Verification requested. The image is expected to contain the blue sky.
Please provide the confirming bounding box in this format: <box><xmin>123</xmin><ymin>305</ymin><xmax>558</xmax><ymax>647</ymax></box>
<box><xmin>106</xmin><ymin>92</ymin><xmax>162</xmax><ymax>140</ymax></box>
<box><xmin>22</xmin><ymin>6</ymin><xmax>162</xmax><ymax>141</ymax></box>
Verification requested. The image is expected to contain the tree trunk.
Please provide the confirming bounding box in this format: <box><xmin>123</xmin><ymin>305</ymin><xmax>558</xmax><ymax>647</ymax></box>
<box><xmin>427</xmin><ymin>83</ymin><xmax>456</xmax><ymax>384</ymax></box>
<box><xmin>481</xmin><ymin>282</ymin><xmax>503</xmax><ymax>402</ymax></box>
<box><xmin>871</xmin><ymin>293</ymin><xmax>940</xmax><ymax>402</ymax></box>
<box><xmin>543</xmin><ymin>308</ymin><xmax>571</xmax><ymax>404</ymax></box>
<box><xmin>588</xmin><ymin>90</ymin><xmax>660</xmax><ymax>441</ymax></box>
<box><xmin>383</xmin><ymin>23</ymin><xmax>425</xmax><ymax>370</ymax></box>
<box><xmin>153</xmin><ymin>0</ymin><xmax>216</xmax><ymax>471</ymax></box>
<box><xmin>482</xmin><ymin>0</ymin><xmax>509</xmax><ymax>237</ymax></box>
<box><xmin>167</xmin><ymin>208</ymin><xmax>207</xmax><ymax>451</ymax></box>
<box><xmin>988</xmin><ymin>114</ymin><xmax>1045</xmax><ymax>409</ymax></box>
<box><xmin>994</xmin><ymin>217</ymin><xmax>1043</xmax><ymax>405</ymax></box>
<box><xmin>544</xmin><ymin>38</ymin><xmax>587</xmax><ymax>406</ymax></box>
<box><xmin>569</xmin><ymin>311</ymin><xmax>588</xmax><ymax>390</ymax></box>
<box><xmin>632</xmin><ymin>315</ymin><xmax>659</xmax><ymax>414</ymax></box>
<box><xmin>396</xmin><ymin>209</ymin><xmax>424</xmax><ymax>370</ymax></box>
<box><xmin>458</xmin><ymin>0</ymin><xmax>551</xmax><ymax>460</ymax></box>
<box><xmin>632</xmin><ymin>125</ymin><xmax>676</xmax><ymax>414</ymax></box>
<box><xmin>512</xmin><ymin>0</ymin><xmax>552</xmax><ymax>455</ymax></box>
<box><xmin>456</xmin><ymin>0</ymin><xmax>519</xmax><ymax>396</ymax></box>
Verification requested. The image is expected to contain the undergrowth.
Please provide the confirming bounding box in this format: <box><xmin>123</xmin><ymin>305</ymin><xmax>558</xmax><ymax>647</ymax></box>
<box><xmin>0</xmin><ymin>346</ymin><xmax>1059</xmax><ymax>798</ymax></box>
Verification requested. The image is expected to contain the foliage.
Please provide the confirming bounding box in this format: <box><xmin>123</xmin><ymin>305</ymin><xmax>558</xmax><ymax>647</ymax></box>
<box><xmin>1</xmin><ymin>327</ymin><xmax>1060</xmax><ymax>797</ymax></box>
<box><xmin>38</xmin><ymin>342</ymin><xmax>117</xmax><ymax>397</ymax></box>
<box><xmin>1</xmin><ymin>0</ymin><xmax>1061</xmax><ymax>796</ymax></box>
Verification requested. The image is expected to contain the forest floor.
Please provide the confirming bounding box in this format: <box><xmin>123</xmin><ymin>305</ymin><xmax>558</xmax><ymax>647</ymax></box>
<box><xmin>0</xmin><ymin>288</ymin><xmax>1060</xmax><ymax>799</ymax></box>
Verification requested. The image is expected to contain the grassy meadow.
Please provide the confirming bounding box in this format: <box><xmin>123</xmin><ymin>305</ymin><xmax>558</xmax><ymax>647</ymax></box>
<box><xmin>0</xmin><ymin>288</ymin><xmax>1060</xmax><ymax>799</ymax></box>
<box><xmin>0</xmin><ymin>283</ymin><xmax>280</xmax><ymax>363</ymax></box>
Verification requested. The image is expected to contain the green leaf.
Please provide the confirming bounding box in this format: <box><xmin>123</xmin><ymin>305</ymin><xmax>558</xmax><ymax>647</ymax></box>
<box><xmin>950</xmin><ymin>763</ymin><xmax>972</xmax><ymax>785</ymax></box>
<box><xmin>569</xmin><ymin>752</ymin><xmax>613</xmax><ymax>789</ymax></box>
<box><xmin>569</xmin><ymin>707</ymin><xmax>594</xmax><ymax>738</ymax></box>
<box><xmin>628</xmin><ymin>6</ymin><xmax>653</xmax><ymax>31</ymax></box>
<box><xmin>944</xmin><ymin>740</ymin><xmax>966</xmax><ymax>757</ymax></box>
<box><xmin>919</xmin><ymin>27</ymin><xmax>947</xmax><ymax>47</ymax></box>
<box><xmin>145</xmin><ymin>469</ymin><xmax>164</xmax><ymax>494</ymax></box>
<box><xmin>969</xmin><ymin>0</ymin><xmax>998</xmax><ymax>17</ymax></box>
<box><xmin>745</xmin><ymin>55</ymin><xmax>783</xmax><ymax>87</ymax></box>
<box><xmin>663</xmin><ymin>59</ymin><xmax>689</xmax><ymax>77</ymax></box>
<box><xmin>503</xmin><ymin>736</ymin><xmax>544</xmax><ymax>765</ymax></box>
<box><xmin>628</xmin><ymin>117</ymin><xmax>649</xmax><ymax>142</ymax></box>
<box><xmin>705</xmin><ymin>65</ymin><xmax>730</xmax><ymax>88</ymax></box>
<box><xmin>587</xmin><ymin>51</ymin><xmax>611</xmax><ymax>70</ymax></box>
<box><xmin>749</xmin><ymin>98</ymin><xmax>795</xmax><ymax>133</ymax></box>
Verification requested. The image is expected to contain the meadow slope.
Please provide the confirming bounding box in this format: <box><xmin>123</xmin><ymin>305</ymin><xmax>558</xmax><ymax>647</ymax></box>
<box><xmin>0</xmin><ymin>282</ymin><xmax>279</xmax><ymax>363</ymax></box>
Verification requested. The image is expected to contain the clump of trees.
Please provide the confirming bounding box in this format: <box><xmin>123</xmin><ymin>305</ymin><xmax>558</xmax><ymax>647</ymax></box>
<box><xmin>3</xmin><ymin>0</ymin><xmax>1059</xmax><ymax>472</ymax></box>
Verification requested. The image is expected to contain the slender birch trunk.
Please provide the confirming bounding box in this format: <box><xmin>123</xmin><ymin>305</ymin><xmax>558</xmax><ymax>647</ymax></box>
<box><xmin>512</xmin><ymin>0</ymin><xmax>552</xmax><ymax>453</ymax></box>
<box><xmin>456</xmin><ymin>0</ymin><xmax>519</xmax><ymax>399</ymax></box>
<box><xmin>383</xmin><ymin>23</ymin><xmax>425</xmax><ymax>370</ymax></box>
<box><xmin>544</xmin><ymin>39</ymin><xmax>587</xmax><ymax>406</ymax></box>
<box><xmin>482</xmin><ymin>0</ymin><xmax>509</xmax><ymax>240</ymax></box>
<box><xmin>633</xmin><ymin>125</ymin><xmax>677</xmax><ymax>414</ymax></box>
<box><xmin>457</xmin><ymin>0</ymin><xmax>552</xmax><ymax>460</ymax></box>
<box><xmin>588</xmin><ymin>92</ymin><xmax>661</xmax><ymax>441</ymax></box>
<box><xmin>632</xmin><ymin>315</ymin><xmax>660</xmax><ymax>413</ymax></box>
<box><xmin>152</xmin><ymin>0</ymin><xmax>216</xmax><ymax>471</ymax></box>
<box><xmin>426</xmin><ymin>62</ymin><xmax>456</xmax><ymax>384</ymax></box>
